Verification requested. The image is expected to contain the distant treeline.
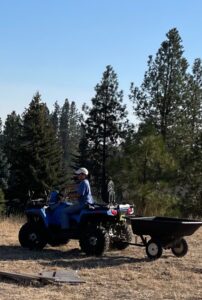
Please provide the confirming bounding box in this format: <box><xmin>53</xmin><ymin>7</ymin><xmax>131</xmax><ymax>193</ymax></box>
<box><xmin>0</xmin><ymin>28</ymin><xmax>201</xmax><ymax>217</ymax></box>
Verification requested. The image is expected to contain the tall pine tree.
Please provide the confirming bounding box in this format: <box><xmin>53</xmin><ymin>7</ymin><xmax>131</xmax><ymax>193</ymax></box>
<box><xmin>177</xmin><ymin>59</ymin><xmax>202</xmax><ymax>216</ymax></box>
<box><xmin>84</xmin><ymin>65</ymin><xmax>131</xmax><ymax>201</ymax></box>
<box><xmin>19</xmin><ymin>92</ymin><xmax>65</xmax><ymax>198</ymax></box>
<box><xmin>2</xmin><ymin>111</ymin><xmax>23</xmax><ymax>200</ymax></box>
<box><xmin>59</xmin><ymin>99</ymin><xmax>82</xmax><ymax>180</ymax></box>
<box><xmin>130</xmin><ymin>28</ymin><xmax>188</xmax><ymax>143</ymax></box>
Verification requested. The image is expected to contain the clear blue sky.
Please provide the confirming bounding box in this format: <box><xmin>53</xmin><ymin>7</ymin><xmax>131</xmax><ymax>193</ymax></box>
<box><xmin>1</xmin><ymin>0</ymin><xmax>202</xmax><ymax>123</ymax></box>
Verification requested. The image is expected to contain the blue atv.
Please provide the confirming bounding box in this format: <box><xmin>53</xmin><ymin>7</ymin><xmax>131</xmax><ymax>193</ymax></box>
<box><xmin>18</xmin><ymin>197</ymin><xmax>134</xmax><ymax>256</ymax></box>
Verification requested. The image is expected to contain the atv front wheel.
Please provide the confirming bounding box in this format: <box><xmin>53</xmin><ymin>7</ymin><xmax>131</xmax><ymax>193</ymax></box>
<box><xmin>19</xmin><ymin>222</ymin><xmax>47</xmax><ymax>250</ymax></box>
<box><xmin>79</xmin><ymin>226</ymin><xmax>110</xmax><ymax>256</ymax></box>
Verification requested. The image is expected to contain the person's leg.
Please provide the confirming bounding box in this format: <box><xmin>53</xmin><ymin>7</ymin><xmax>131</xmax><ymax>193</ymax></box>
<box><xmin>60</xmin><ymin>203</ymin><xmax>84</xmax><ymax>229</ymax></box>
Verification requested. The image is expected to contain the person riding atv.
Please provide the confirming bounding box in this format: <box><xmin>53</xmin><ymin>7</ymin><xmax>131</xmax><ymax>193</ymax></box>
<box><xmin>59</xmin><ymin>167</ymin><xmax>94</xmax><ymax>235</ymax></box>
<box><xmin>18</xmin><ymin>171</ymin><xmax>134</xmax><ymax>256</ymax></box>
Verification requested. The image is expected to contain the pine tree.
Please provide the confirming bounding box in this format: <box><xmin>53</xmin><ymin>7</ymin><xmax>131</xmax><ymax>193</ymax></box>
<box><xmin>183</xmin><ymin>58</ymin><xmax>202</xmax><ymax>148</ymax></box>
<box><xmin>19</xmin><ymin>92</ymin><xmax>65</xmax><ymax>198</ymax></box>
<box><xmin>0</xmin><ymin>117</ymin><xmax>10</xmax><ymax>213</ymax></box>
<box><xmin>0</xmin><ymin>147</ymin><xmax>10</xmax><ymax>190</ymax></box>
<box><xmin>130</xmin><ymin>28</ymin><xmax>188</xmax><ymax>143</ymax></box>
<box><xmin>74</xmin><ymin>124</ymin><xmax>91</xmax><ymax>168</ymax></box>
<box><xmin>59</xmin><ymin>99</ymin><xmax>70</xmax><ymax>172</ymax></box>
<box><xmin>59</xmin><ymin>99</ymin><xmax>82</xmax><ymax>180</ymax></box>
<box><xmin>50</xmin><ymin>101</ymin><xmax>61</xmax><ymax>137</ymax></box>
<box><xmin>3</xmin><ymin>111</ymin><xmax>22</xmax><ymax>166</ymax></box>
<box><xmin>84</xmin><ymin>65</ymin><xmax>131</xmax><ymax>201</ymax></box>
<box><xmin>177</xmin><ymin>59</ymin><xmax>202</xmax><ymax>216</ymax></box>
<box><xmin>2</xmin><ymin>111</ymin><xmax>23</xmax><ymax>200</ymax></box>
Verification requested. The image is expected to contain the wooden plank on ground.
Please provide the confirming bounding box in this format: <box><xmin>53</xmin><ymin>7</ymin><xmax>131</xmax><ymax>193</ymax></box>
<box><xmin>0</xmin><ymin>270</ymin><xmax>51</xmax><ymax>284</ymax></box>
<box><xmin>0</xmin><ymin>269</ymin><xmax>85</xmax><ymax>284</ymax></box>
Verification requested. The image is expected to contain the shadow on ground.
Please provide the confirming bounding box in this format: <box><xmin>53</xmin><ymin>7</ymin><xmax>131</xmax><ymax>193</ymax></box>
<box><xmin>0</xmin><ymin>244</ymin><xmax>147</xmax><ymax>269</ymax></box>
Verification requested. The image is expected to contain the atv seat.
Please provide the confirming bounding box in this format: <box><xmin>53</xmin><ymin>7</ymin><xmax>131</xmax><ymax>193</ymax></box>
<box><xmin>85</xmin><ymin>203</ymin><xmax>95</xmax><ymax>210</ymax></box>
<box><xmin>91</xmin><ymin>203</ymin><xmax>110</xmax><ymax>210</ymax></box>
<box><xmin>84</xmin><ymin>203</ymin><xmax>109</xmax><ymax>211</ymax></box>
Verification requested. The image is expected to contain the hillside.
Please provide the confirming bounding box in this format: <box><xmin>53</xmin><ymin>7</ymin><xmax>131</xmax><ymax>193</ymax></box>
<box><xmin>0</xmin><ymin>217</ymin><xmax>201</xmax><ymax>300</ymax></box>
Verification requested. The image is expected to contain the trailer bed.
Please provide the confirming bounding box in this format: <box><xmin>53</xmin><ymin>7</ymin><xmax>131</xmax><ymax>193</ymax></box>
<box><xmin>126</xmin><ymin>216</ymin><xmax>202</xmax><ymax>238</ymax></box>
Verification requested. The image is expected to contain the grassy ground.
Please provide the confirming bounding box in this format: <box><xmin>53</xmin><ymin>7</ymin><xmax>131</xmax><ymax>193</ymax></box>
<box><xmin>0</xmin><ymin>217</ymin><xmax>201</xmax><ymax>300</ymax></box>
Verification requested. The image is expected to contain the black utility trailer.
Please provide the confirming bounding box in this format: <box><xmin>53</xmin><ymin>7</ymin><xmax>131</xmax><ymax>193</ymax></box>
<box><xmin>125</xmin><ymin>216</ymin><xmax>202</xmax><ymax>260</ymax></box>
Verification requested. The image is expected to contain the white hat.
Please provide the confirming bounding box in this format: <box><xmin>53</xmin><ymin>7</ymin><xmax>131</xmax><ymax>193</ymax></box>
<box><xmin>75</xmin><ymin>167</ymin><xmax>89</xmax><ymax>175</ymax></box>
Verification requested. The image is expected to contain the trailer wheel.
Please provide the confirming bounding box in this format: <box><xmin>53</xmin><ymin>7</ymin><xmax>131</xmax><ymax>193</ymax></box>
<box><xmin>146</xmin><ymin>239</ymin><xmax>162</xmax><ymax>260</ymax></box>
<box><xmin>171</xmin><ymin>238</ymin><xmax>188</xmax><ymax>257</ymax></box>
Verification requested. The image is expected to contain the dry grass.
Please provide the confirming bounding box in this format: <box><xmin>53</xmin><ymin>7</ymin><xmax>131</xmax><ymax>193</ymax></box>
<box><xmin>0</xmin><ymin>216</ymin><xmax>202</xmax><ymax>300</ymax></box>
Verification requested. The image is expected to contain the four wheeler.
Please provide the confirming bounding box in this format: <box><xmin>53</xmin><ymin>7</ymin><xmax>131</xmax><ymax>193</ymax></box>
<box><xmin>18</xmin><ymin>198</ymin><xmax>134</xmax><ymax>256</ymax></box>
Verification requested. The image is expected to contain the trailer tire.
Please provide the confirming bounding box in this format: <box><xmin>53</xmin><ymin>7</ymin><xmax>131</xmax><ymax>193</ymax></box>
<box><xmin>171</xmin><ymin>238</ymin><xmax>188</xmax><ymax>257</ymax></box>
<box><xmin>146</xmin><ymin>239</ymin><xmax>162</xmax><ymax>260</ymax></box>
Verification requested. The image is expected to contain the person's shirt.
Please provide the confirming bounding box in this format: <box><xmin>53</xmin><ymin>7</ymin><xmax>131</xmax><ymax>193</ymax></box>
<box><xmin>77</xmin><ymin>179</ymin><xmax>94</xmax><ymax>205</ymax></box>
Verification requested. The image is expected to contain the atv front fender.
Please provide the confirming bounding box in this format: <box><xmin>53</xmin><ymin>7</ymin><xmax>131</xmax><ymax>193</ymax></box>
<box><xmin>26</xmin><ymin>207</ymin><xmax>48</xmax><ymax>227</ymax></box>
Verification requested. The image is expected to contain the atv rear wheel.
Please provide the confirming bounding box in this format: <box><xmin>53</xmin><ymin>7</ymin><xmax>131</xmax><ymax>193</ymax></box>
<box><xmin>111</xmin><ymin>223</ymin><xmax>133</xmax><ymax>250</ymax></box>
<box><xmin>19</xmin><ymin>222</ymin><xmax>47</xmax><ymax>250</ymax></box>
<box><xmin>79</xmin><ymin>226</ymin><xmax>110</xmax><ymax>256</ymax></box>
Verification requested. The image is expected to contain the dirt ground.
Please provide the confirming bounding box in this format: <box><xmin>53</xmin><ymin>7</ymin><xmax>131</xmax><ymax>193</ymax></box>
<box><xmin>0</xmin><ymin>217</ymin><xmax>201</xmax><ymax>300</ymax></box>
